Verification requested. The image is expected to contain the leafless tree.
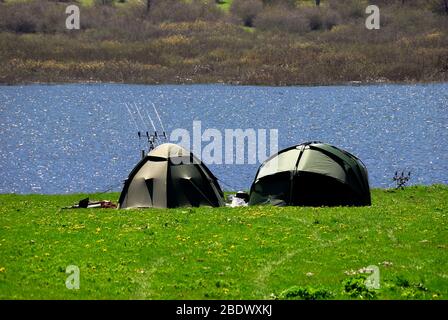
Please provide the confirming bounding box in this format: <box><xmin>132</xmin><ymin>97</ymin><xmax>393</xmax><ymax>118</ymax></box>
<box><xmin>430</xmin><ymin>0</ymin><xmax>448</xmax><ymax>14</ymax></box>
<box><xmin>96</xmin><ymin>0</ymin><xmax>114</xmax><ymax>5</ymax></box>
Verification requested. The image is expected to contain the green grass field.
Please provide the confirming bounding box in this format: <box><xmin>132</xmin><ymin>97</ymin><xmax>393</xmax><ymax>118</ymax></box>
<box><xmin>0</xmin><ymin>185</ymin><xmax>447</xmax><ymax>300</ymax></box>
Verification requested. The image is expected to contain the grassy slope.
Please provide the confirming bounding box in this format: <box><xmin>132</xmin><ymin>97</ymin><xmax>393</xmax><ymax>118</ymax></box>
<box><xmin>0</xmin><ymin>185</ymin><xmax>447</xmax><ymax>300</ymax></box>
<box><xmin>1</xmin><ymin>1</ymin><xmax>447</xmax><ymax>85</ymax></box>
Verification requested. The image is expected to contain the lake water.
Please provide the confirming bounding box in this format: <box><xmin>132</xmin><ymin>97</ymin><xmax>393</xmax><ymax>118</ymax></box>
<box><xmin>0</xmin><ymin>83</ymin><xmax>447</xmax><ymax>194</ymax></box>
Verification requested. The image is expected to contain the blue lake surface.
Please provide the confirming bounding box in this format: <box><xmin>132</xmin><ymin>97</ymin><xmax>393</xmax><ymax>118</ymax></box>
<box><xmin>0</xmin><ymin>83</ymin><xmax>447</xmax><ymax>194</ymax></box>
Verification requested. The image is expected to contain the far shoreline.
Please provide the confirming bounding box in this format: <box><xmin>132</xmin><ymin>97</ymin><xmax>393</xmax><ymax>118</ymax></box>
<box><xmin>2</xmin><ymin>184</ymin><xmax>447</xmax><ymax>196</ymax></box>
<box><xmin>1</xmin><ymin>79</ymin><xmax>448</xmax><ymax>88</ymax></box>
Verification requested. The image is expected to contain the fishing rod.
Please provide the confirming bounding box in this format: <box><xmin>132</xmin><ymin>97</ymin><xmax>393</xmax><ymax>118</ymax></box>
<box><xmin>143</xmin><ymin>108</ymin><xmax>162</xmax><ymax>152</ymax></box>
<box><xmin>124</xmin><ymin>102</ymin><xmax>166</xmax><ymax>157</ymax></box>
<box><xmin>151</xmin><ymin>102</ymin><xmax>167</xmax><ymax>140</ymax></box>
<box><xmin>124</xmin><ymin>102</ymin><xmax>139</xmax><ymax>131</ymax></box>
<box><xmin>125</xmin><ymin>102</ymin><xmax>148</xmax><ymax>157</ymax></box>
<box><xmin>144</xmin><ymin>107</ymin><xmax>157</xmax><ymax>133</ymax></box>
<box><xmin>134</xmin><ymin>102</ymin><xmax>162</xmax><ymax>153</ymax></box>
<box><xmin>133</xmin><ymin>102</ymin><xmax>148</xmax><ymax>131</ymax></box>
<box><xmin>124</xmin><ymin>102</ymin><xmax>151</xmax><ymax>157</ymax></box>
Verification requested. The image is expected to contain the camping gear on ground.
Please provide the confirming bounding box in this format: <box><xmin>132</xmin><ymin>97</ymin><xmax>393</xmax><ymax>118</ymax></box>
<box><xmin>248</xmin><ymin>142</ymin><xmax>371</xmax><ymax>207</ymax></box>
<box><xmin>64</xmin><ymin>198</ymin><xmax>117</xmax><ymax>209</ymax></box>
<box><xmin>118</xmin><ymin>143</ymin><xmax>225</xmax><ymax>209</ymax></box>
<box><xmin>235</xmin><ymin>191</ymin><xmax>250</xmax><ymax>203</ymax></box>
<box><xmin>227</xmin><ymin>191</ymin><xmax>250</xmax><ymax>207</ymax></box>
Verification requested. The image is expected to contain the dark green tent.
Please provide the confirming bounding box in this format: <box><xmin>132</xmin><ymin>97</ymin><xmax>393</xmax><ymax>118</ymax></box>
<box><xmin>249</xmin><ymin>142</ymin><xmax>371</xmax><ymax>206</ymax></box>
<box><xmin>118</xmin><ymin>143</ymin><xmax>224</xmax><ymax>209</ymax></box>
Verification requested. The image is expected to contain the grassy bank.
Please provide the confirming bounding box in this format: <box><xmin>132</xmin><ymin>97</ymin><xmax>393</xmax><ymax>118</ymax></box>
<box><xmin>0</xmin><ymin>185</ymin><xmax>447</xmax><ymax>299</ymax></box>
<box><xmin>0</xmin><ymin>0</ymin><xmax>447</xmax><ymax>85</ymax></box>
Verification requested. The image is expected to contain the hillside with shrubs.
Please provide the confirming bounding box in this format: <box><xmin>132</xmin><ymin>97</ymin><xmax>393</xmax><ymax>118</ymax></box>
<box><xmin>0</xmin><ymin>0</ymin><xmax>447</xmax><ymax>85</ymax></box>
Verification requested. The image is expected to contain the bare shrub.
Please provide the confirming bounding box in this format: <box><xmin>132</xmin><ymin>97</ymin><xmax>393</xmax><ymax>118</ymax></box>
<box><xmin>429</xmin><ymin>0</ymin><xmax>448</xmax><ymax>14</ymax></box>
<box><xmin>303</xmin><ymin>8</ymin><xmax>323</xmax><ymax>31</ymax></box>
<box><xmin>0</xmin><ymin>1</ymin><xmax>64</xmax><ymax>33</ymax></box>
<box><xmin>261</xmin><ymin>0</ymin><xmax>296</xmax><ymax>7</ymax></box>
<box><xmin>255</xmin><ymin>5</ymin><xmax>340</xmax><ymax>34</ymax></box>
<box><xmin>329</xmin><ymin>0</ymin><xmax>367</xmax><ymax>20</ymax></box>
<box><xmin>255</xmin><ymin>7</ymin><xmax>309</xmax><ymax>34</ymax></box>
<box><xmin>323</xmin><ymin>10</ymin><xmax>341</xmax><ymax>30</ymax></box>
<box><xmin>301</xmin><ymin>7</ymin><xmax>341</xmax><ymax>31</ymax></box>
<box><xmin>231</xmin><ymin>0</ymin><xmax>263</xmax><ymax>27</ymax></box>
<box><xmin>148</xmin><ymin>0</ymin><xmax>223</xmax><ymax>24</ymax></box>
<box><xmin>381</xmin><ymin>5</ymin><xmax>444</xmax><ymax>35</ymax></box>
<box><xmin>80</xmin><ymin>5</ymin><xmax>166</xmax><ymax>41</ymax></box>
<box><xmin>81</xmin><ymin>5</ymin><xmax>117</xmax><ymax>30</ymax></box>
<box><xmin>95</xmin><ymin>0</ymin><xmax>115</xmax><ymax>5</ymax></box>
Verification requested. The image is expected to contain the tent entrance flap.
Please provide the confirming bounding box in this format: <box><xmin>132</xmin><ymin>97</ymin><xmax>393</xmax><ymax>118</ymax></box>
<box><xmin>126</xmin><ymin>177</ymin><xmax>153</xmax><ymax>208</ymax></box>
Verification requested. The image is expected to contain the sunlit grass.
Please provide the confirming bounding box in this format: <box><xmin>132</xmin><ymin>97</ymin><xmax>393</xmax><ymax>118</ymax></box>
<box><xmin>78</xmin><ymin>0</ymin><xmax>94</xmax><ymax>7</ymax></box>
<box><xmin>216</xmin><ymin>0</ymin><xmax>233</xmax><ymax>12</ymax></box>
<box><xmin>0</xmin><ymin>185</ymin><xmax>446</xmax><ymax>299</ymax></box>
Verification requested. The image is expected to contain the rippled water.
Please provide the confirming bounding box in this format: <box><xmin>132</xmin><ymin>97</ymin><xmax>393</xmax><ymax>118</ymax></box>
<box><xmin>0</xmin><ymin>83</ymin><xmax>447</xmax><ymax>194</ymax></box>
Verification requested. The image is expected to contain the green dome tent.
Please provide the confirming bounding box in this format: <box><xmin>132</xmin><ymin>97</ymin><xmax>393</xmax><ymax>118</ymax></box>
<box><xmin>118</xmin><ymin>143</ymin><xmax>224</xmax><ymax>209</ymax></box>
<box><xmin>249</xmin><ymin>142</ymin><xmax>371</xmax><ymax>207</ymax></box>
